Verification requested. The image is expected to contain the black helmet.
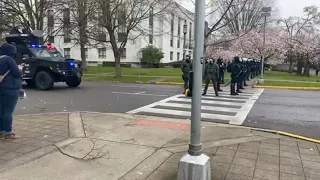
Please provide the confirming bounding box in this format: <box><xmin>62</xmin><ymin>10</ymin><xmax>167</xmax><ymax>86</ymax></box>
<box><xmin>234</xmin><ymin>56</ymin><xmax>240</xmax><ymax>62</ymax></box>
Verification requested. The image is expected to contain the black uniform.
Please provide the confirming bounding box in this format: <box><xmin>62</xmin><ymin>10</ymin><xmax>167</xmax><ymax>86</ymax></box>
<box><xmin>227</xmin><ymin>57</ymin><xmax>241</xmax><ymax>95</ymax></box>
<box><xmin>181</xmin><ymin>58</ymin><xmax>192</xmax><ymax>93</ymax></box>
<box><xmin>217</xmin><ymin>58</ymin><xmax>225</xmax><ymax>91</ymax></box>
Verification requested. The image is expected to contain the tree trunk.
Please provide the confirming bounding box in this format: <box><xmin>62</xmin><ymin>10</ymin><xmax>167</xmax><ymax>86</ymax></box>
<box><xmin>79</xmin><ymin>0</ymin><xmax>87</xmax><ymax>71</ymax></box>
<box><xmin>288</xmin><ymin>60</ymin><xmax>293</xmax><ymax>73</ymax></box>
<box><xmin>303</xmin><ymin>58</ymin><xmax>311</xmax><ymax>77</ymax></box>
<box><xmin>80</xmin><ymin>42</ymin><xmax>87</xmax><ymax>71</ymax></box>
<box><xmin>296</xmin><ymin>54</ymin><xmax>303</xmax><ymax>76</ymax></box>
<box><xmin>114</xmin><ymin>54</ymin><xmax>121</xmax><ymax>78</ymax></box>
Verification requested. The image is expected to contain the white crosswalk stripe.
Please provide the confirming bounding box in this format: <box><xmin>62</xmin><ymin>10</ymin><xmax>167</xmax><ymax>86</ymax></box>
<box><xmin>127</xmin><ymin>87</ymin><xmax>264</xmax><ymax>125</ymax></box>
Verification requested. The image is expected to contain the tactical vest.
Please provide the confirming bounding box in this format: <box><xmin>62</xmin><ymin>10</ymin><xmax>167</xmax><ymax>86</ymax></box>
<box><xmin>183</xmin><ymin>63</ymin><xmax>191</xmax><ymax>73</ymax></box>
<box><xmin>207</xmin><ymin>64</ymin><xmax>216</xmax><ymax>74</ymax></box>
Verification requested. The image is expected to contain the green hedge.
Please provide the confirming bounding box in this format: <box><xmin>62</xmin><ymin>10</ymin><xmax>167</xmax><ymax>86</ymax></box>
<box><xmin>101</xmin><ymin>61</ymin><xmax>183</xmax><ymax>68</ymax></box>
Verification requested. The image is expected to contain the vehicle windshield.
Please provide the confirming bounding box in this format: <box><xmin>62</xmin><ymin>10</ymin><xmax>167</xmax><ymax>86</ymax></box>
<box><xmin>29</xmin><ymin>48</ymin><xmax>63</xmax><ymax>58</ymax></box>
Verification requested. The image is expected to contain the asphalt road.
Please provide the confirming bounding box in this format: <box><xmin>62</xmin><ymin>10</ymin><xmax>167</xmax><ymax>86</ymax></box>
<box><xmin>16</xmin><ymin>82</ymin><xmax>182</xmax><ymax>115</ymax></box>
<box><xmin>243</xmin><ymin>89</ymin><xmax>320</xmax><ymax>139</ymax></box>
<box><xmin>16</xmin><ymin>81</ymin><xmax>320</xmax><ymax>139</ymax></box>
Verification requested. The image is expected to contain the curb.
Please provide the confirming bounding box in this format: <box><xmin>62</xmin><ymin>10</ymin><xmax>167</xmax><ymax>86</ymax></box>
<box><xmin>252</xmin><ymin>128</ymin><xmax>320</xmax><ymax>144</ymax></box>
<box><xmin>253</xmin><ymin>85</ymin><xmax>320</xmax><ymax>90</ymax></box>
<box><xmin>85</xmin><ymin>79</ymin><xmax>232</xmax><ymax>86</ymax></box>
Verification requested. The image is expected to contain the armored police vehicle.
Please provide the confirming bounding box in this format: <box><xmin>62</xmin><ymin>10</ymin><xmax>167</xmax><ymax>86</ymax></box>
<box><xmin>0</xmin><ymin>28</ymin><xmax>82</xmax><ymax>90</ymax></box>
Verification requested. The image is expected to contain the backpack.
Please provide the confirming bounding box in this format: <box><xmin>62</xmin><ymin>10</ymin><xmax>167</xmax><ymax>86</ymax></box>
<box><xmin>0</xmin><ymin>55</ymin><xmax>10</xmax><ymax>83</ymax></box>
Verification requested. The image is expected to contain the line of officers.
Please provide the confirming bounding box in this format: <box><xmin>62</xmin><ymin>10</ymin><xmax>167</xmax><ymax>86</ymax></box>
<box><xmin>181</xmin><ymin>56</ymin><xmax>261</xmax><ymax>96</ymax></box>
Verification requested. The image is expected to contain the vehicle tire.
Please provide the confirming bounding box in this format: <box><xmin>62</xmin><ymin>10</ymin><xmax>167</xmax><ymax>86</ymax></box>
<box><xmin>66</xmin><ymin>77</ymin><xmax>82</xmax><ymax>88</ymax></box>
<box><xmin>25</xmin><ymin>79</ymin><xmax>35</xmax><ymax>87</ymax></box>
<box><xmin>35</xmin><ymin>71</ymin><xmax>54</xmax><ymax>90</ymax></box>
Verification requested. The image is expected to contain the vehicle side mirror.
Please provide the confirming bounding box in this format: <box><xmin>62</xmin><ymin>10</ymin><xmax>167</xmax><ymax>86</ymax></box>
<box><xmin>22</xmin><ymin>54</ymin><xmax>35</xmax><ymax>61</ymax></box>
<box><xmin>22</xmin><ymin>54</ymin><xmax>29</xmax><ymax>61</ymax></box>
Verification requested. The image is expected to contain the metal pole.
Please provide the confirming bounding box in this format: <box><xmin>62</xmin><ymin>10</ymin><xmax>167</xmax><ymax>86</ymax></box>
<box><xmin>188</xmin><ymin>0</ymin><xmax>205</xmax><ymax>156</ymax></box>
<box><xmin>183</xmin><ymin>33</ymin><xmax>186</xmax><ymax>59</ymax></box>
<box><xmin>261</xmin><ymin>16</ymin><xmax>266</xmax><ymax>79</ymax></box>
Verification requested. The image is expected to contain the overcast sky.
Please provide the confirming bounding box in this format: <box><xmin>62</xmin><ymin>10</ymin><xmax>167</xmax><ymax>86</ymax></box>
<box><xmin>182</xmin><ymin>0</ymin><xmax>320</xmax><ymax>18</ymax></box>
<box><xmin>279</xmin><ymin>0</ymin><xmax>320</xmax><ymax>17</ymax></box>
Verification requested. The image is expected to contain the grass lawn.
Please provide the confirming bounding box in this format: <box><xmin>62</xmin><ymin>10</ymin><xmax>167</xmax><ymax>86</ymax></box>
<box><xmin>85</xmin><ymin>67</ymin><xmax>181</xmax><ymax>76</ymax></box>
<box><xmin>84</xmin><ymin>67</ymin><xmax>320</xmax><ymax>87</ymax></box>
<box><xmin>263</xmin><ymin>81</ymin><xmax>320</xmax><ymax>87</ymax></box>
<box><xmin>264</xmin><ymin>71</ymin><xmax>320</xmax><ymax>82</ymax></box>
<box><xmin>84</xmin><ymin>66</ymin><xmax>232</xmax><ymax>84</ymax></box>
<box><xmin>83</xmin><ymin>75</ymin><xmax>155</xmax><ymax>83</ymax></box>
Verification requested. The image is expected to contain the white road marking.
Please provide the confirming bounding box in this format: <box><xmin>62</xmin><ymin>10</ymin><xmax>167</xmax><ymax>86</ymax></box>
<box><xmin>112</xmin><ymin>91</ymin><xmax>169</xmax><ymax>97</ymax></box>
<box><xmin>110</xmin><ymin>85</ymin><xmax>140</xmax><ymax>88</ymax></box>
<box><xmin>231</xmin><ymin>88</ymin><xmax>264</xmax><ymax>125</ymax></box>
<box><xmin>157</xmin><ymin>102</ymin><xmax>241</xmax><ymax>112</ymax></box>
<box><xmin>170</xmin><ymin>97</ymin><xmax>245</xmax><ymax>106</ymax></box>
<box><xmin>128</xmin><ymin>88</ymin><xmax>264</xmax><ymax>125</ymax></box>
<box><xmin>138</xmin><ymin>107</ymin><xmax>235</xmax><ymax>121</ymax></box>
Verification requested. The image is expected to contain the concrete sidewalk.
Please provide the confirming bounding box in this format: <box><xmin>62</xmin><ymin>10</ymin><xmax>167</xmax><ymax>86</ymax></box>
<box><xmin>0</xmin><ymin>112</ymin><xmax>319</xmax><ymax>180</ymax></box>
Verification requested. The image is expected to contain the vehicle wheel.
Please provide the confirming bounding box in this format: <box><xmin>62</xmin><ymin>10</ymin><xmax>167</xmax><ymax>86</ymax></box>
<box><xmin>66</xmin><ymin>77</ymin><xmax>82</xmax><ymax>88</ymax></box>
<box><xmin>35</xmin><ymin>71</ymin><xmax>54</xmax><ymax>90</ymax></box>
<box><xmin>25</xmin><ymin>79</ymin><xmax>35</xmax><ymax>87</ymax></box>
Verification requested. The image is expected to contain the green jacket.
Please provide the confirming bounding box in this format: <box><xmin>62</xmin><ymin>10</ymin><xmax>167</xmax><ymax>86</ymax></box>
<box><xmin>181</xmin><ymin>61</ymin><xmax>192</xmax><ymax>78</ymax></box>
<box><xmin>204</xmin><ymin>63</ymin><xmax>219</xmax><ymax>79</ymax></box>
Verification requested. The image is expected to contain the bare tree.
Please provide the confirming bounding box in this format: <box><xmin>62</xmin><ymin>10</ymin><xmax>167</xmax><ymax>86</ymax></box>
<box><xmin>88</xmin><ymin>0</ymin><xmax>173</xmax><ymax>77</ymax></box>
<box><xmin>0</xmin><ymin>0</ymin><xmax>58</xmax><ymax>30</ymax></box>
<box><xmin>0</xmin><ymin>0</ymin><xmax>66</xmax><ymax>44</ymax></box>
<box><xmin>54</xmin><ymin>0</ymin><xmax>97</xmax><ymax>70</ymax></box>
<box><xmin>211</xmin><ymin>0</ymin><xmax>278</xmax><ymax>34</ymax></box>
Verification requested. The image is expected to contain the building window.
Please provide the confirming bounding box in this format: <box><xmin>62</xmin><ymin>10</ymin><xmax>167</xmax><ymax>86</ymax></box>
<box><xmin>98</xmin><ymin>48</ymin><xmax>106</xmax><ymax>59</ymax></box>
<box><xmin>98</xmin><ymin>27</ymin><xmax>106</xmax><ymax>41</ymax></box>
<box><xmin>47</xmin><ymin>10</ymin><xmax>55</xmax><ymax>43</ymax></box>
<box><xmin>64</xmin><ymin>28</ymin><xmax>71</xmax><ymax>43</ymax></box>
<box><xmin>98</xmin><ymin>15</ymin><xmax>106</xmax><ymax>41</ymax></box>
<box><xmin>177</xmin><ymin>52</ymin><xmax>180</xmax><ymax>61</ymax></box>
<box><xmin>170</xmin><ymin>51</ymin><xmax>173</xmax><ymax>61</ymax></box>
<box><xmin>84</xmin><ymin>48</ymin><xmax>88</xmax><ymax>58</ymax></box>
<box><xmin>120</xmin><ymin>48</ymin><xmax>126</xmax><ymax>59</ymax></box>
<box><xmin>64</xmin><ymin>48</ymin><xmax>71</xmax><ymax>58</ymax></box>
<box><xmin>189</xmin><ymin>22</ymin><xmax>192</xmax><ymax>49</ymax></box>
<box><xmin>170</xmin><ymin>13</ymin><xmax>174</xmax><ymax>47</ymax></box>
<box><xmin>63</xmin><ymin>8</ymin><xmax>70</xmax><ymax>28</ymax></box>
<box><xmin>48</xmin><ymin>36</ymin><xmax>54</xmax><ymax>43</ymax></box>
<box><xmin>149</xmin><ymin>8</ymin><xmax>154</xmax><ymax>44</ymax></box>
<box><xmin>177</xmin><ymin>17</ymin><xmax>181</xmax><ymax>48</ymax></box>
<box><xmin>47</xmin><ymin>10</ymin><xmax>54</xmax><ymax>27</ymax></box>
<box><xmin>117</xmin><ymin>5</ymin><xmax>127</xmax><ymax>43</ymax></box>
<box><xmin>47</xmin><ymin>27</ymin><xmax>54</xmax><ymax>43</ymax></box>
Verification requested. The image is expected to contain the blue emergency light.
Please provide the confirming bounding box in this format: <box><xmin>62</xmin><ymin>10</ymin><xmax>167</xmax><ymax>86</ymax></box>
<box><xmin>30</xmin><ymin>44</ymin><xmax>44</xmax><ymax>48</ymax></box>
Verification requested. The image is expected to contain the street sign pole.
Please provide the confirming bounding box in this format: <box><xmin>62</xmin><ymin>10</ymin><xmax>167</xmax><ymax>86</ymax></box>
<box><xmin>259</xmin><ymin>7</ymin><xmax>271</xmax><ymax>84</ymax></box>
<box><xmin>177</xmin><ymin>0</ymin><xmax>211</xmax><ymax>178</ymax></box>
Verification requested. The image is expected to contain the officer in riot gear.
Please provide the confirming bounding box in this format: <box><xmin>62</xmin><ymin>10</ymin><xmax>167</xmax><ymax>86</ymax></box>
<box><xmin>217</xmin><ymin>58</ymin><xmax>225</xmax><ymax>91</ymax></box>
<box><xmin>245</xmin><ymin>59</ymin><xmax>251</xmax><ymax>81</ymax></box>
<box><xmin>202</xmin><ymin>59</ymin><xmax>219</xmax><ymax>96</ymax></box>
<box><xmin>236</xmin><ymin>58</ymin><xmax>244</xmax><ymax>93</ymax></box>
<box><xmin>242</xmin><ymin>60</ymin><xmax>248</xmax><ymax>87</ymax></box>
<box><xmin>228</xmin><ymin>56</ymin><xmax>241</xmax><ymax>95</ymax></box>
<box><xmin>181</xmin><ymin>55</ymin><xmax>192</xmax><ymax>94</ymax></box>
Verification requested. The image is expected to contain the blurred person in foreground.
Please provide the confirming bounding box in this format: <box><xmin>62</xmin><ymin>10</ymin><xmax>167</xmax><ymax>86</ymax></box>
<box><xmin>0</xmin><ymin>43</ymin><xmax>23</xmax><ymax>139</ymax></box>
